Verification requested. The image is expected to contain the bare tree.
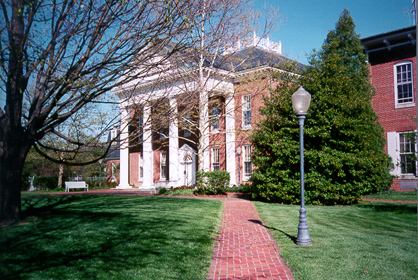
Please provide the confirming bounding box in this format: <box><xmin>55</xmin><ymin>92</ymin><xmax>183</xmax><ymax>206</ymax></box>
<box><xmin>119</xmin><ymin>0</ymin><xmax>282</xmax><ymax>175</ymax></box>
<box><xmin>0</xmin><ymin>0</ymin><xmax>196</xmax><ymax>225</ymax></box>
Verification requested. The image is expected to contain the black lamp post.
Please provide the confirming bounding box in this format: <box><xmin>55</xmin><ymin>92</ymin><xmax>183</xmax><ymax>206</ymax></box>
<box><xmin>291</xmin><ymin>86</ymin><xmax>312</xmax><ymax>246</ymax></box>
<box><xmin>98</xmin><ymin>159</ymin><xmax>103</xmax><ymax>188</ymax></box>
<box><xmin>236</xmin><ymin>146</ymin><xmax>242</xmax><ymax>187</ymax></box>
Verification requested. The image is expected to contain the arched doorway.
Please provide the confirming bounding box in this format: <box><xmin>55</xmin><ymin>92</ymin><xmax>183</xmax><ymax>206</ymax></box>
<box><xmin>179</xmin><ymin>144</ymin><xmax>196</xmax><ymax>186</ymax></box>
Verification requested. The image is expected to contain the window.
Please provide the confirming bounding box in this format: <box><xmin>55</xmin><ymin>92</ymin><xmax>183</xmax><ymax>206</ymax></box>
<box><xmin>160</xmin><ymin>152</ymin><xmax>167</xmax><ymax>180</ymax></box>
<box><xmin>399</xmin><ymin>133</ymin><xmax>416</xmax><ymax>175</ymax></box>
<box><xmin>138</xmin><ymin>153</ymin><xmax>143</xmax><ymax>181</ymax></box>
<box><xmin>395</xmin><ymin>62</ymin><xmax>414</xmax><ymax>105</ymax></box>
<box><xmin>243</xmin><ymin>145</ymin><xmax>252</xmax><ymax>179</ymax></box>
<box><xmin>138</xmin><ymin>115</ymin><xmax>144</xmax><ymax>142</ymax></box>
<box><xmin>211</xmin><ymin>106</ymin><xmax>220</xmax><ymax>131</ymax></box>
<box><xmin>110</xmin><ymin>127</ymin><xmax>118</xmax><ymax>141</ymax></box>
<box><xmin>184</xmin><ymin>113</ymin><xmax>192</xmax><ymax>137</ymax></box>
<box><xmin>111</xmin><ymin>162</ymin><xmax>118</xmax><ymax>182</ymax></box>
<box><xmin>159</xmin><ymin>128</ymin><xmax>168</xmax><ymax>140</ymax></box>
<box><xmin>242</xmin><ymin>94</ymin><xmax>251</xmax><ymax>128</ymax></box>
<box><xmin>212</xmin><ymin>148</ymin><xmax>220</xmax><ymax>171</ymax></box>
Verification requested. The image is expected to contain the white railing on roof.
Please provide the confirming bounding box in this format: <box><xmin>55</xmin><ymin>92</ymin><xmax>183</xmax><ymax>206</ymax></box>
<box><xmin>223</xmin><ymin>32</ymin><xmax>282</xmax><ymax>55</ymax></box>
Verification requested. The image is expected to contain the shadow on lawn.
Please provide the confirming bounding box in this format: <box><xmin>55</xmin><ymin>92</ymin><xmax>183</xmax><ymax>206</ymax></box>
<box><xmin>1</xmin><ymin>195</ymin><xmax>213</xmax><ymax>279</ymax></box>
<box><xmin>248</xmin><ymin>219</ymin><xmax>297</xmax><ymax>244</ymax></box>
<box><xmin>359</xmin><ymin>202</ymin><xmax>417</xmax><ymax>214</ymax></box>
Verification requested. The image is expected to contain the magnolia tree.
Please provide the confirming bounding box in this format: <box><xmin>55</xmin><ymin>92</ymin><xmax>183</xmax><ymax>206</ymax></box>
<box><xmin>0</xmin><ymin>0</ymin><xmax>196</xmax><ymax>225</ymax></box>
<box><xmin>250</xmin><ymin>10</ymin><xmax>393</xmax><ymax>205</ymax></box>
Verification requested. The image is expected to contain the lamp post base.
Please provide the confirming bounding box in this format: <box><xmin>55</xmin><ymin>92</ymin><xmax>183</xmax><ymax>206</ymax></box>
<box><xmin>296</xmin><ymin>207</ymin><xmax>311</xmax><ymax>246</ymax></box>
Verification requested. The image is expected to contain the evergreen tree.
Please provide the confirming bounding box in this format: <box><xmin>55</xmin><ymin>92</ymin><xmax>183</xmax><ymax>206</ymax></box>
<box><xmin>250</xmin><ymin>9</ymin><xmax>393</xmax><ymax>205</ymax></box>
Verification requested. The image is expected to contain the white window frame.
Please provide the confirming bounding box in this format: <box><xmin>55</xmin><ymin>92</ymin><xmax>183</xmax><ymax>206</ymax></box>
<box><xmin>138</xmin><ymin>153</ymin><xmax>143</xmax><ymax>181</ymax></box>
<box><xmin>387</xmin><ymin>131</ymin><xmax>417</xmax><ymax>179</ymax></box>
<box><xmin>399</xmin><ymin>132</ymin><xmax>416</xmax><ymax>176</ymax></box>
<box><xmin>212</xmin><ymin>147</ymin><xmax>220</xmax><ymax>171</ymax></box>
<box><xmin>110</xmin><ymin>128</ymin><xmax>118</xmax><ymax>140</ymax></box>
<box><xmin>242</xmin><ymin>94</ymin><xmax>252</xmax><ymax>129</ymax></box>
<box><xmin>111</xmin><ymin>162</ymin><xmax>118</xmax><ymax>182</ymax></box>
<box><xmin>394</xmin><ymin>61</ymin><xmax>414</xmax><ymax>108</ymax></box>
<box><xmin>160</xmin><ymin>151</ymin><xmax>167</xmax><ymax>180</ymax></box>
<box><xmin>243</xmin><ymin>145</ymin><xmax>252</xmax><ymax>180</ymax></box>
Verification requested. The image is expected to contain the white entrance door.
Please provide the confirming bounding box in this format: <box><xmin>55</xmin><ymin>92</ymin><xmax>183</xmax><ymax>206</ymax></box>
<box><xmin>179</xmin><ymin>144</ymin><xmax>196</xmax><ymax>187</ymax></box>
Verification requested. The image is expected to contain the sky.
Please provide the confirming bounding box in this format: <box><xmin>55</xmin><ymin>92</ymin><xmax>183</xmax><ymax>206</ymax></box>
<box><xmin>1</xmin><ymin>0</ymin><xmax>415</xmax><ymax>109</ymax></box>
<box><xmin>256</xmin><ymin>0</ymin><xmax>416</xmax><ymax>65</ymax></box>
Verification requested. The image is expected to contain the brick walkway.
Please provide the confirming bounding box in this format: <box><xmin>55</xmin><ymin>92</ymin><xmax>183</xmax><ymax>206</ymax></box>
<box><xmin>208</xmin><ymin>193</ymin><xmax>294</xmax><ymax>280</ymax></box>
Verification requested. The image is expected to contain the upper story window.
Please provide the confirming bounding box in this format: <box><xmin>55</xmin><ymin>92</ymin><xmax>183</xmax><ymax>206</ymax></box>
<box><xmin>159</xmin><ymin>128</ymin><xmax>168</xmax><ymax>140</ymax></box>
<box><xmin>242</xmin><ymin>94</ymin><xmax>251</xmax><ymax>129</ymax></box>
<box><xmin>183</xmin><ymin>113</ymin><xmax>192</xmax><ymax>137</ymax></box>
<box><xmin>138</xmin><ymin>115</ymin><xmax>144</xmax><ymax>142</ymax></box>
<box><xmin>212</xmin><ymin>147</ymin><xmax>220</xmax><ymax>171</ymax></box>
<box><xmin>395</xmin><ymin>62</ymin><xmax>414</xmax><ymax>106</ymax></box>
<box><xmin>110</xmin><ymin>127</ymin><xmax>118</xmax><ymax>141</ymax></box>
<box><xmin>211</xmin><ymin>106</ymin><xmax>220</xmax><ymax>131</ymax></box>
<box><xmin>399</xmin><ymin>132</ymin><xmax>416</xmax><ymax>176</ymax></box>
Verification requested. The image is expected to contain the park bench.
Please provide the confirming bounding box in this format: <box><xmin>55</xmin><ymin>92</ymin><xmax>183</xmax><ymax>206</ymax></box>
<box><xmin>65</xmin><ymin>181</ymin><xmax>89</xmax><ymax>192</ymax></box>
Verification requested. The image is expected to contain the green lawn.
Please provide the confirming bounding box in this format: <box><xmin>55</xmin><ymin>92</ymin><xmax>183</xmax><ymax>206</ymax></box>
<box><xmin>254</xmin><ymin>201</ymin><xmax>418</xmax><ymax>280</ymax></box>
<box><xmin>1</xmin><ymin>195</ymin><xmax>223</xmax><ymax>279</ymax></box>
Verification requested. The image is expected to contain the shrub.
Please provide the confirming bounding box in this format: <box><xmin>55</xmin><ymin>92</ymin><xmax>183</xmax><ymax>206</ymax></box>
<box><xmin>86</xmin><ymin>178</ymin><xmax>115</xmax><ymax>189</ymax></box>
<box><xmin>194</xmin><ymin>171</ymin><xmax>230</xmax><ymax>195</ymax></box>
<box><xmin>158</xmin><ymin>188</ymin><xmax>168</xmax><ymax>195</ymax></box>
<box><xmin>33</xmin><ymin>176</ymin><xmax>59</xmax><ymax>190</ymax></box>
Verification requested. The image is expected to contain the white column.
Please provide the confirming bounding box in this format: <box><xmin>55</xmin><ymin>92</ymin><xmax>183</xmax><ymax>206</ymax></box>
<box><xmin>199</xmin><ymin>91</ymin><xmax>210</xmax><ymax>171</ymax></box>
<box><xmin>169</xmin><ymin>98</ymin><xmax>179</xmax><ymax>187</ymax></box>
<box><xmin>117</xmin><ymin>107</ymin><xmax>131</xmax><ymax>189</ymax></box>
<box><xmin>142</xmin><ymin>103</ymin><xmax>153</xmax><ymax>187</ymax></box>
<box><xmin>225</xmin><ymin>93</ymin><xmax>236</xmax><ymax>186</ymax></box>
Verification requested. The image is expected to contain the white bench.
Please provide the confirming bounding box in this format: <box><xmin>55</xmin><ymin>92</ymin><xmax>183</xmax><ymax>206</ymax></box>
<box><xmin>65</xmin><ymin>181</ymin><xmax>88</xmax><ymax>192</ymax></box>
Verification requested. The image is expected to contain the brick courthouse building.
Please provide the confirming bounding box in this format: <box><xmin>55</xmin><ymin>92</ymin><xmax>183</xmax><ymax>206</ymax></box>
<box><xmin>362</xmin><ymin>26</ymin><xmax>417</xmax><ymax>191</ymax></box>
<box><xmin>107</xmin><ymin>27</ymin><xmax>417</xmax><ymax>192</ymax></box>
<box><xmin>107</xmin><ymin>37</ymin><xmax>303</xmax><ymax>190</ymax></box>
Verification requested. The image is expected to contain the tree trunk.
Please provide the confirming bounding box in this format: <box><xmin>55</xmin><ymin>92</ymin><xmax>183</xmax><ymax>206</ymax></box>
<box><xmin>58</xmin><ymin>164</ymin><xmax>64</xmax><ymax>189</ymax></box>
<box><xmin>0</xmin><ymin>133</ymin><xmax>31</xmax><ymax>225</ymax></box>
<box><xmin>0</xmin><ymin>0</ymin><xmax>31</xmax><ymax>225</ymax></box>
<box><xmin>58</xmin><ymin>153</ymin><xmax>64</xmax><ymax>189</ymax></box>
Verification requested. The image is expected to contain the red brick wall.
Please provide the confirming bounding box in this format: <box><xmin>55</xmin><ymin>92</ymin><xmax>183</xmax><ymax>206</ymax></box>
<box><xmin>233</xmin><ymin>76</ymin><xmax>273</xmax><ymax>184</ymax></box>
<box><xmin>369</xmin><ymin>56</ymin><xmax>417</xmax><ymax>191</ymax></box>
<box><xmin>209</xmin><ymin>97</ymin><xmax>227</xmax><ymax>171</ymax></box>
<box><xmin>370</xmin><ymin>57</ymin><xmax>417</xmax><ymax>138</ymax></box>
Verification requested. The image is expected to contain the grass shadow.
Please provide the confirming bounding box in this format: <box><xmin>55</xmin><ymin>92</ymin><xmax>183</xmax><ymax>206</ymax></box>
<box><xmin>1</xmin><ymin>195</ymin><xmax>222</xmax><ymax>279</ymax></box>
<box><xmin>358</xmin><ymin>202</ymin><xmax>417</xmax><ymax>214</ymax></box>
<box><xmin>248</xmin><ymin>219</ymin><xmax>297</xmax><ymax>244</ymax></box>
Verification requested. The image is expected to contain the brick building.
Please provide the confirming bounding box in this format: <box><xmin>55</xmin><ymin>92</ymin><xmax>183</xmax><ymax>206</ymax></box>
<box><xmin>107</xmin><ymin>37</ymin><xmax>303</xmax><ymax>190</ymax></box>
<box><xmin>361</xmin><ymin>26</ymin><xmax>417</xmax><ymax>191</ymax></box>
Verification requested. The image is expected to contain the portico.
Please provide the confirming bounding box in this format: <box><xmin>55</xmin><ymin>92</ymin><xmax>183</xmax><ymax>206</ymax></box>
<box><xmin>115</xmin><ymin>78</ymin><xmax>237</xmax><ymax>190</ymax></box>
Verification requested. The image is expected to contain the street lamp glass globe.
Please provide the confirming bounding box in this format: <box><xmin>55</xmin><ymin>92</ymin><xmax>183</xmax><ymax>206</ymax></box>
<box><xmin>291</xmin><ymin>86</ymin><xmax>311</xmax><ymax>114</ymax></box>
